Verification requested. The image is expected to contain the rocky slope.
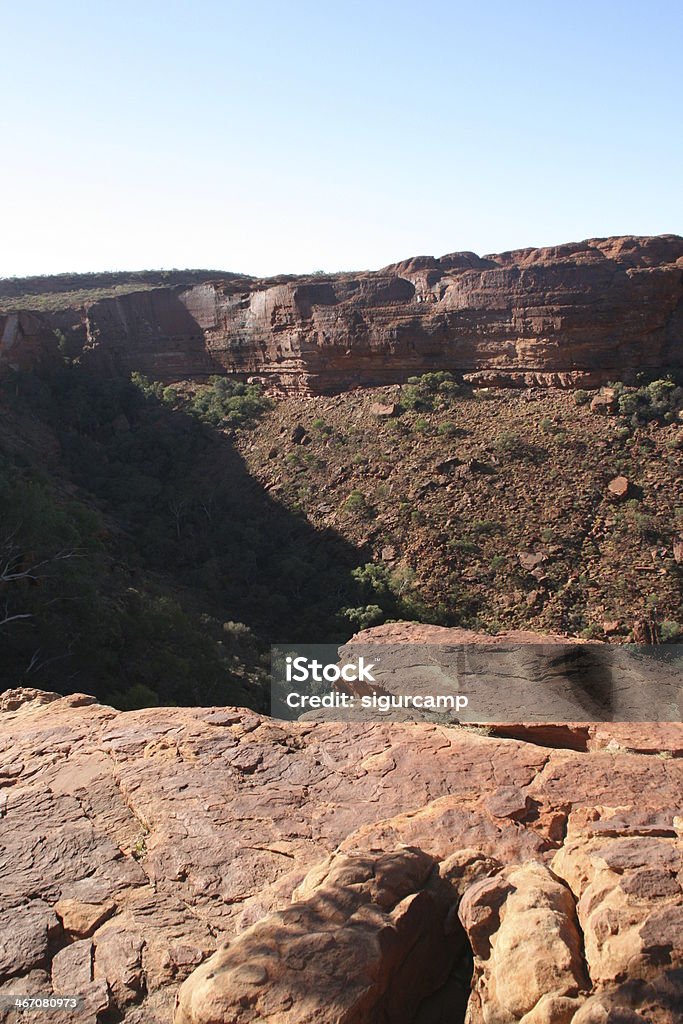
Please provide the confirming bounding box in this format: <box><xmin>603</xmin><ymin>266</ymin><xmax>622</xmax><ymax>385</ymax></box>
<box><xmin>1</xmin><ymin>683</ymin><xmax>681</xmax><ymax>1024</ymax></box>
<box><xmin>235</xmin><ymin>384</ymin><xmax>683</xmax><ymax>638</ymax></box>
<box><xmin>2</xmin><ymin>235</ymin><xmax>682</xmax><ymax>391</ymax></box>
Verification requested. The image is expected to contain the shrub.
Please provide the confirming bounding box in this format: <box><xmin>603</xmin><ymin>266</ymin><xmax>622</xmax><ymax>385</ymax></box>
<box><xmin>660</xmin><ymin>620</ymin><xmax>682</xmax><ymax>643</ymax></box>
<box><xmin>448</xmin><ymin>537</ymin><xmax>477</xmax><ymax>554</ymax></box>
<box><xmin>471</xmin><ymin>519</ymin><xmax>504</xmax><ymax>536</ymax></box>
<box><xmin>492</xmin><ymin>431</ymin><xmax>522</xmax><ymax>456</ymax></box>
<box><xmin>311</xmin><ymin>418</ymin><xmax>333</xmax><ymax>436</ymax></box>
<box><xmin>131</xmin><ymin>371</ymin><xmax>164</xmax><ymax>400</ymax></box>
<box><xmin>344</xmin><ymin>490</ymin><xmax>371</xmax><ymax>516</ymax></box>
<box><xmin>401</xmin><ymin>371</ymin><xmax>460</xmax><ymax>411</ymax></box>
<box><xmin>189</xmin><ymin>377</ymin><xmax>270</xmax><ymax>428</ymax></box>
<box><xmin>647</xmin><ymin>379</ymin><xmax>676</xmax><ymax>404</ymax></box>
<box><xmin>574</xmin><ymin>390</ymin><xmax>590</xmax><ymax>406</ymax></box>
<box><xmin>626</xmin><ymin>507</ymin><xmax>659</xmax><ymax>539</ymax></box>
<box><xmin>437</xmin><ymin>421</ymin><xmax>459</xmax><ymax>436</ymax></box>
<box><xmin>341</xmin><ymin>604</ymin><xmax>385</xmax><ymax>630</ymax></box>
<box><xmin>613</xmin><ymin>378</ymin><xmax>683</xmax><ymax>427</ymax></box>
<box><xmin>618</xmin><ymin>392</ymin><xmax>640</xmax><ymax>419</ymax></box>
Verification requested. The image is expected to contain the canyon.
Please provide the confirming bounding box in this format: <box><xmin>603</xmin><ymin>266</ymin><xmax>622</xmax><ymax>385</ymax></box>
<box><xmin>1</xmin><ymin>235</ymin><xmax>682</xmax><ymax>392</ymax></box>
<box><xmin>1</xmin><ymin>239</ymin><xmax>682</xmax><ymax>1023</ymax></box>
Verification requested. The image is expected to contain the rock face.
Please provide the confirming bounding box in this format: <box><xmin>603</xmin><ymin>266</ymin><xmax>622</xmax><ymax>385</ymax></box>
<box><xmin>0</xmin><ymin>687</ymin><xmax>681</xmax><ymax>1023</ymax></box>
<box><xmin>337</xmin><ymin>623</ymin><xmax>681</xmax><ymax>724</ymax></box>
<box><xmin>0</xmin><ymin>311</ymin><xmax>64</xmax><ymax>374</ymax></box>
<box><xmin>2</xmin><ymin>235</ymin><xmax>682</xmax><ymax>392</ymax></box>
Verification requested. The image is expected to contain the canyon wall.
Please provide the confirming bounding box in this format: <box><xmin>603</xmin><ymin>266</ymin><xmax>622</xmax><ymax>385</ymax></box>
<box><xmin>2</xmin><ymin>234</ymin><xmax>682</xmax><ymax>391</ymax></box>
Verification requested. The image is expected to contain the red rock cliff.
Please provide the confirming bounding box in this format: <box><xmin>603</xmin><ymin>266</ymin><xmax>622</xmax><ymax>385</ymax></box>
<box><xmin>2</xmin><ymin>235</ymin><xmax>682</xmax><ymax>391</ymax></box>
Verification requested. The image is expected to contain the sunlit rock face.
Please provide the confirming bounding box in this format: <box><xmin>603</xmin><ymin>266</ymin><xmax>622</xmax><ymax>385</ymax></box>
<box><xmin>3</xmin><ymin>235</ymin><xmax>683</xmax><ymax>391</ymax></box>
<box><xmin>1</xmin><ymin>686</ymin><xmax>681</xmax><ymax>1022</ymax></box>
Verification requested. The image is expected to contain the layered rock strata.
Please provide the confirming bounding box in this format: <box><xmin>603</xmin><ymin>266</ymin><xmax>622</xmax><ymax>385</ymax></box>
<box><xmin>2</xmin><ymin>235</ymin><xmax>682</xmax><ymax>392</ymax></box>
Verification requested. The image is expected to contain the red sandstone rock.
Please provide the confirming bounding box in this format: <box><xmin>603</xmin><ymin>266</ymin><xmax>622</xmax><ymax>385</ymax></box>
<box><xmin>460</xmin><ymin>861</ymin><xmax>589</xmax><ymax>1020</ymax></box>
<box><xmin>607</xmin><ymin>474</ymin><xmax>631</xmax><ymax>500</ymax></box>
<box><xmin>0</xmin><ymin>687</ymin><xmax>681</xmax><ymax>1022</ymax></box>
<box><xmin>673</xmin><ymin>534</ymin><xmax>683</xmax><ymax>564</ymax></box>
<box><xmin>518</xmin><ymin>550</ymin><xmax>548</xmax><ymax>571</ymax></box>
<box><xmin>54</xmin><ymin>899</ymin><xmax>116</xmax><ymax>939</ymax></box>
<box><xmin>2</xmin><ymin>235</ymin><xmax>682</xmax><ymax>392</ymax></box>
<box><xmin>370</xmin><ymin>401</ymin><xmax>398</xmax><ymax>417</ymax></box>
<box><xmin>590</xmin><ymin>387</ymin><xmax>618</xmax><ymax>414</ymax></box>
<box><xmin>337</xmin><ymin>621</ymin><xmax>681</xmax><ymax>724</ymax></box>
<box><xmin>0</xmin><ymin>312</ymin><xmax>62</xmax><ymax>374</ymax></box>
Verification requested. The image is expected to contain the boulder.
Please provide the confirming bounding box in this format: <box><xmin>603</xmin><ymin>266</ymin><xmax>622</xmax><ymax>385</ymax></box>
<box><xmin>290</xmin><ymin>424</ymin><xmax>308</xmax><ymax>444</ymax></box>
<box><xmin>370</xmin><ymin>401</ymin><xmax>398</xmax><ymax>417</ymax></box>
<box><xmin>607</xmin><ymin>474</ymin><xmax>631</xmax><ymax>500</ymax></box>
<box><xmin>590</xmin><ymin>388</ymin><xmax>618</xmax><ymax>414</ymax></box>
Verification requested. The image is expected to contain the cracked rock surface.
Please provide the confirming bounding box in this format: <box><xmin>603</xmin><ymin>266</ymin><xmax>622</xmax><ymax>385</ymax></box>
<box><xmin>0</xmin><ymin>688</ymin><xmax>681</xmax><ymax>1023</ymax></box>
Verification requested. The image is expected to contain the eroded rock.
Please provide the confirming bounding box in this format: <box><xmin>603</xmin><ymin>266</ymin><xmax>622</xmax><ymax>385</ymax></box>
<box><xmin>3</xmin><ymin>235</ymin><xmax>682</xmax><ymax>391</ymax></box>
<box><xmin>0</xmin><ymin>691</ymin><xmax>680</xmax><ymax>1021</ymax></box>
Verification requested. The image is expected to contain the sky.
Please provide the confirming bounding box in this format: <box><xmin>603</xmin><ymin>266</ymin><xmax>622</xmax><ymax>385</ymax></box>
<box><xmin>1</xmin><ymin>1</ymin><xmax>682</xmax><ymax>277</ymax></box>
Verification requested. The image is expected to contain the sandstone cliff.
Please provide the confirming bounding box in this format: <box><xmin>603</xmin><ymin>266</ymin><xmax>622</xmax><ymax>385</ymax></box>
<box><xmin>2</xmin><ymin>235</ymin><xmax>682</xmax><ymax>391</ymax></box>
<box><xmin>1</xmin><ymin>682</ymin><xmax>681</xmax><ymax>1024</ymax></box>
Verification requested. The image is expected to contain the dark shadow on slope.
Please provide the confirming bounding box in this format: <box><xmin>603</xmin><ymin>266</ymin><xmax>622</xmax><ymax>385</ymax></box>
<box><xmin>0</xmin><ymin>365</ymin><xmax>388</xmax><ymax>707</ymax></box>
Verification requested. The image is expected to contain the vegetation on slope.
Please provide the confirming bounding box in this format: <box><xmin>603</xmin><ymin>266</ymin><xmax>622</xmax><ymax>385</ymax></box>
<box><xmin>235</xmin><ymin>374</ymin><xmax>683</xmax><ymax>642</ymax></box>
<box><xmin>0</xmin><ymin>369</ymin><xmax>428</xmax><ymax>706</ymax></box>
<box><xmin>0</xmin><ymin>269</ymin><xmax>248</xmax><ymax>313</ymax></box>
<box><xmin>1</xmin><ymin>364</ymin><xmax>681</xmax><ymax>709</ymax></box>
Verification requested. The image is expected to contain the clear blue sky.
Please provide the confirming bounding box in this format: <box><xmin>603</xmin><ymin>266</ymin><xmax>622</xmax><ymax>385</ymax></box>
<box><xmin>2</xmin><ymin>1</ymin><xmax>682</xmax><ymax>277</ymax></box>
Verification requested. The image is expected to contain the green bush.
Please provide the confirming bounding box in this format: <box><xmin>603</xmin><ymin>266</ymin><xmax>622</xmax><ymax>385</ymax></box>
<box><xmin>131</xmin><ymin>371</ymin><xmax>164</xmax><ymax>400</ymax></box>
<box><xmin>344</xmin><ymin>490</ymin><xmax>371</xmax><ymax>516</ymax></box>
<box><xmin>401</xmin><ymin>371</ymin><xmax>460</xmax><ymax>411</ymax></box>
<box><xmin>189</xmin><ymin>377</ymin><xmax>271</xmax><ymax>428</ymax></box>
<box><xmin>448</xmin><ymin>537</ymin><xmax>478</xmax><ymax>554</ymax></box>
<box><xmin>492</xmin><ymin>431</ymin><xmax>522</xmax><ymax>456</ymax></box>
<box><xmin>609</xmin><ymin>377</ymin><xmax>683</xmax><ymax>427</ymax></box>
<box><xmin>660</xmin><ymin>620</ymin><xmax>682</xmax><ymax>643</ymax></box>
<box><xmin>618</xmin><ymin>392</ymin><xmax>639</xmax><ymax>418</ymax></box>
<box><xmin>471</xmin><ymin>519</ymin><xmax>504</xmax><ymax>536</ymax></box>
<box><xmin>341</xmin><ymin>604</ymin><xmax>385</xmax><ymax>630</ymax></box>
<box><xmin>311</xmin><ymin>418</ymin><xmax>333</xmax><ymax>436</ymax></box>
